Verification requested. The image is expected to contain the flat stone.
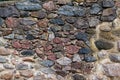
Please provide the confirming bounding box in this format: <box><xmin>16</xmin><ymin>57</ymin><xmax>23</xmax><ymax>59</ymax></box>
<box><xmin>0</xmin><ymin>47</ymin><xmax>10</xmax><ymax>56</ymax></box>
<box><xmin>4</xmin><ymin>33</ymin><xmax>14</xmax><ymax>39</ymax></box>
<box><xmin>88</xmin><ymin>17</ymin><xmax>100</xmax><ymax>27</ymax></box>
<box><xmin>65</xmin><ymin>45</ymin><xmax>79</xmax><ymax>54</ymax></box>
<box><xmin>50</xmin><ymin>26</ymin><xmax>62</xmax><ymax>32</ymax></box>
<box><xmin>101</xmin><ymin>8</ymin><xmax>117</xmax><ymax>21</ymax></box>
<box><xmin>57</xmin><ymin>0</ymin><xmax>71</xmax><ymax>4</ymax></box>
<box><xmin>90</xmin><ymin>3</ymin><xmax>102</xmax><ymax>15</ymax></box>
<box><xmin>103</xmin><ymin>63</ymin><xmax>120</xmax><ymax>76</ymax></box>
<box><xmin>43</xmin><ymin>1</ymin><xmax>55</xmax><ymax>11</ymax></box>
<box><xmin>102</xmin><ymin>0</ymin><xmax>114</xmax><ymax>8</ymax></box>
<box><xmin>62</xmin><ymin>24</ymin><xmax>73</xmax><ymax>31</ymax></box>
<box><xmin>109</xmin><ymin>54</ymin><xmax>120</xmax><ymax>62</ymax></box>
<box><xmin>41</xmin><ymin>60</ymin><xmax>54</xmax><ymax>67</ymax></box>
<box><xmin>50</xmin><ymin>18</ymin><xmax>65</xmax><ymax>26</ymax></box>
<box><xmin>21</xmin><ymin>50</ymin><xmax>35</xmax><ymax>56</ymax></box>
<box><xmin>0</xmin><ymin>56</ymin><xmax>7</xmax><ymax>63</ymax></box>
<box><xmin>0</xmin><ymin>37</ymin><xmax>7</xmax><ymax>46</ymax></box>
<box><xmin>15</xmin><ymin>63</ymin><xmax>28</xmax><ymax>70</ymax></box>
<box><xmin>53</xmin><ymin>37</ymin><xmax>62</xmax><ymax>44</ymax></box>
<box><xmin>40</xmin><ymin>68</ymin><xmax>55</xmax><ymax>74</ymax></box>
<box><xmin>65</xmin><ymin>17</ymin><xmax>77</xmax><ymax>24</ymax></box>
<box><xmin>56</xmin><ymin>57</ymin><xmax>72</xmax><ymax>65</ymax></box>
<box><xmin>38</xmin><ymin>19</ymin><xmax>49</xmax><ymax>28</ymax></box>
<box><xmin>75</xmin><ymin>32</ymin><xmax>88</xmax><ymax>42</ymax></box>
<box><xmin>0</xmin><ymin>71</ymin><xmax>13</xmax><ymax>80</ymax></box>
<box><xmin>73</xmin><ymin>54</ymin><xmax>81</xmax><ymax>62</ymax></box>
<box><xmin>78</xmin><ymin>47</ymin><xmax>91</xmax><ymax>54</ymax></box>
<box><xmin>5</xmin><ymin>17</ymin><xmax>19</xmax><ymax>28</ymax></box>
<box><xmin>47</xmin><ymin>54</ymin><xmax>56</xmax><ymax>61</ymax></box>
<box><xmin>73</xmin><ymin>74</ymin><xmax>86</xmax><ymax>80</ymax></box>
<box><xmin>26</xmin><ymin>34</ymin><xmax>35</xmax><ymax>40</ymax></box>
<box><xmin>84</xmin><ymin>55</ymin><xmax>97</xmax><ymax>62</ymax></box>
<box><xmin>20</xmin><ymin>18</ymin><xmax>36</xmax><ymax>26</ymax></box>
<box><xmin>0</xmin><ymin>6</ymin><xmax>19</xmax><ymax>18</ymax></box>
<box><xmin>75</xmin><ymin>0</ymin><xmax>84</xmax><ymax>3</ymax></box>
<box><xmin>56</xmin><ymin>71</ymin><xmax>67</xmax><ymax>77</ymax></box>
<box><xmin>99</xmin><ymin>22</ymin><xmax>112</xmax><ymax>32</ymax></box>
<box><xmin>95</xmin><ymin>40</ymin><xmax>113</xmax><ymax>50</ymax></box>
<box><xmin>47</xmin><ymin>13</ymin><xmax>58</xmax><ymax>19</ymax></box>
<box><xmin>3</xmin><ymin>63</ymin><xmax>14</xmax><ymax>69</ymax></box>
<box><xmin>0</xmin><ymin>18</ymin><xmax>4</xmax><ymax>26</ymax></box>
<box><xmin>31</xmin><ymin>11</ymin><xmax>47</xmax><ymax>19</ymax></box>
<box><xmin>15</xmin><ymin>1</ymin><xmax>42</xmax><ymax>11</ymax></box>
<box><xmin>74</xmin><ymin>18</ymin><xmax>89</xmax><ymax>29</ymax></box>
<box><xmin>20</xmin><ymin>70</ymin><xmax>33</xmax><ymax>78</ymax></box>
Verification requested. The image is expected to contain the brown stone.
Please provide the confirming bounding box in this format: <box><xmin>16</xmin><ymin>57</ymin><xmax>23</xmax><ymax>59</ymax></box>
<box><xmin>0</xmin><ymin>47</ymin><xmax>10</xmax><ymax>56</ymax></box>
<box><xmin>117</xmin><ymin>40</ymin><xmax>120</xmax><ymax>51</ymax></box>
<box><xmin>22</xmin><ymin>57</ymin><xmax>35</xmax><ymax>62</ymax></box>
<box><xmin>44</xmin><ymin>45</ymin><xmax>53</xmax><ymax>51</ymax></box>
<box><xmin>20</xmin><ymin>70</ymin><xmax>33</xmax><ymax>78</ymax></box>
<box><xmin>47</xmin><ymin>54</ymin><xmax>56</xmax><ymax>61</ymax></box>
<box><xmin>5</xmin><ymin>17</ymin><xmax>19</xmax><ymax>28</ymax></box>
<box><xmin>43</xmin><ymin>1</ymin><xmax>56</xmax><ymax>11</ymax></box>
<box><xmin>65</xmin><ymin>45</ymin><xmax>79</xmax><ymax>54</ymax></box>
<box><xmin>0</xmin><ymin>71</ymin><xmax>13</xmax><ymax>80</ymax></box>
<box><xmin>103</xmin><ymin>63</ymin><xmax>120</xmax><ymax>76</ymax></box>
<box><xmin>31</xmin><ymin>11</ymin><xmax>47</xmax><ymax>19</ymax></box>
<box><xmin>12</xmin><ymin>41</ymin><xmax>21</xmax><ymax>49</ymax></box>
<box><xmin>38</xmin><ymin>19</ymin><xmax>49</xmax><ymax>28</ymax></box>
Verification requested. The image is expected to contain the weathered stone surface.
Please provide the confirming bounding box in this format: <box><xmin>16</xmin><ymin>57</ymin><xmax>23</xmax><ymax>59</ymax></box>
<box><xmin>53</xmin><ymin>37</ymin><xmax>62</xmax><ymax>44</ymax></box>
<box><xmin>41</xmin><ymin>60</ymin><xmax>54</xmax><ymax>67</ymax></box>
<box><xmin>73</xmin><ymin>74</ymin><xmax>86</xmax><ymax>80</ymax></box>
<box><xmin>0</xmin><ymin>47</ymin><xmax>10</xmax><ymax>56</ymax></box>
<box><xmin>90</xmin><ymin>3</ymin><xmax>102</xmax><ymax>15</ymax></box>
<box><xmin>88</xmin><ymin>17</ymin><xmax>100</xmax><ymax>27</ymax></box>
<box><xmin>0</xmin><ymin>71</ymin><xmax>13</xmax><ymax>80</ymax></box>
<box><xmin>95</xmin><ymin>40</ymin><xmax>113</xmax><ymax>50</ymax></box>
<box><xmin>78</xmin><ymin>47</ymin><xmax>91</xmax><ymax>54</ymax></box>
<box><xmin>65</xmin><ymin>17</ymin><xmax>77</xmax><ymax>24</ymax></box>
<box><xmin>65</xmin><ymin>45</ymin><xmax>79</xmax><ymax>54</ymax></box>
<box><xmin>50</xmin><ymin>18</ymin><xmax>65</xmax><ymax>26</ymax></box>
<box><xmin>109</xmin><ymin>54</ymin><xmax>120</xmax><ymax>62</ymax></box>
<box><xmin>31</xmin><ymin>11</ymin><xmax>47</xmax><ymax>19</ymax></box>
<box><xmin>15</xmin><ymin>1</ymin><xmax>42</xmax><ymax>11</ymax></box>
<box><xmin>20</xmin><ymin>70</ymin><xmax>33</xmax><ymax>78</ymax></box>
<box><xmin>75</xmin><ymin>32</ymin><xmax>88</xmax><ymax>42</ymax></box>
<box><xmin>101</xmin><ymin>8</ymin><xmax>117</xmax><ymax>21</ymax></box>
<box><xmin>0</xmin><ymin>56</ymin><xmax>7</xmax><ymax>63</ymax></box>
<box><xmin>99</xmin><ymin>22</ymin><xmax>112</xmax><ymax>32</ymax></box>
<box><xmin>56</xmin><ymin>57</ymin><xmax>72</xmax><ymax>65</ymax></box>
<box><xmin>103</xmin><ymin>63</ymin><xmax>120</xmax><ymax>76</ymax></box>
<box><xmin>0</xmin><ymin>18</ymin><xmax>4</xmax><ymax>26</ymax></box>
<box><xmin>43</xmin><ymin>1</ymin><xmax>56</xmax><ymax>11</ymax></box>
<box><xmin>102</xmin><ymin>0</ymin><xmax>114</xmax><ymax>8</ymax></box>
<box><xmin>0</xmin><ymin>6</ymin><xmax>19</xmax><ymax>18</ymax></box>
<box><xmin>73</xmin><ymin>54</ymin><xmax>81</xmax><ymax>62</ymax></box>
<box><xmin>15</xmin><ymin>63</ymin><xmax>28</xmax><ymax>70</ymax></box>
<box><xmin>21</xmin><ymin>50</ymin><xmax>35</xmax><ymax>56</ymax></box>
<box><xmin>57</xmin><ymin>0</ymin><xmax>71</xmax><ymax>4</ymax></box>
<box><xmin>84</xmin><ymin>55</ymin><xmax>97</xmax><ymax>62</ymax></box>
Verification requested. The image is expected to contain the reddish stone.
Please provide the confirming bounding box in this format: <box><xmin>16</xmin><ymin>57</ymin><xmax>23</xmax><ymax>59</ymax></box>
<box><xmin>38</xmin><ymin>19</ymin><xmax>49</xmax><ymax>28</ymax></box>
<box><xmin>44</xmin><ymin>45</ymin><xmax>53</xmax><ymax>51</ymax></box>
<box><xmin>19</xmin><ymin>70</ymin><xmax>33</xmax><ymax>78</ymax></box>
<box><xmin>44</xmin><ymin>51</ymin><xmax>53</xmax><ymax>56</ymax></box>
<box><xmin>43</xmin><ymin>1</ymin><xmax>55</xmax><ymax>11</ymax></box>
<box><xmin>65</xmin><ymin>45</ymin><xmax>79</xmax><ymax>54</ymax></box>
<box><xmin>5</xmin><ymin>17</ymin><xmax>19</xmax><ymax>28</ymax></box>
<box><xmin>20</xmin><ymin>40</ymin><xmax>31</xmax><ymax>49</ymax></box>
<box><xmin>35</xmin><ymin>48</ymin><xmax>43</xmax><ymax>55</ymax></box>
<box><xmin>53</xmin><ymin>37</ymin><xmax>62</xmax><ymax>44</ymax></box>
<box><xmin>47</xmin><ymin>54</ymin><xmax>56</xmax><ymax>61</ymax></box>
<box><xmin>12</xmin><ymin>41</ymin><xmax>21</xmax><ymax>49</ymax></box>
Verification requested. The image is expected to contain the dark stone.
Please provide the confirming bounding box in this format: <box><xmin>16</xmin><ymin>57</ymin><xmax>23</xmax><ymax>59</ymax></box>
<box><xmin>78</xmin><ymin>47</ymin><xmax>91</xmax><ymax>54</ymax></box>
<box><xmin>52</xmin><ymin>44</ymin><xmax>64</xmax><ymax>52</ymax></box>
<box><xmin>95</xmin><ymin>40</ymin><xmax>113</xmax><ymax>50</ymax></box>
<box><xmin>62</xmin><ymin>24</ymin><xmax>73</xmax><ymax>31</ymax></box>
<box><xmin>101</xmin><ymin>8</ymin><xmax>117</xmax><ymax>21</ymax></box>
<box><xmin>0</xmin><ymin>6</ymin><xmax>19</xmax><ymax>18</ymax></box>
<box><xmin>102</xmin><ymin>0</ymin><xmax>114</xmax><ymax>8</ymax></box>
<box><xmin>65</xmin><ymin>17</ymin><xmax>77</xmax><ymax>24</ymax></box>
<box><xmin>0</xmin><ymin>17</ymin><xmax>4</xmax><ymax>26</ymax></box>
<box><xmin>109</xmin><ymin>54</ymin><xmax>120</xmax><ymax>62</ymax></box>
<box><xmin>75</xmin><ymin>32</ymin><xmax>88</xmax><ymax>42</ymax></box>
<box><xmin>26</xmin><ymin>34</ymin><xmax>35</xmax><ymax>40</ymax></box>
<box><xmin>56</xmin><ymin>71</ymin><xmax>67</xmax><ymax>77</ymax></box>
<box><xmin>74</xmin><ymin>18</ymin><xmax>89</xmax><ymax>29</ymax></box>
<box><xmin>15</xmin><ymin>1</ymin><xmax>42</xmax><ymax>11</ymax></box>
<box><xmin>16</xmin><ymin>63</ymin><xmax>28</xmax><ymax>70</ymax></box>
<box><xmin>49</xmin><ymin>18</ymin><xmax>65</xmax><ymax>26</ymax></box>
<box><xmin>73</xmin><ymin>74</ymin><xmax>86</xmax><ymax>80</ymax></box>
<box><xmin>20</xmin><ymin>11</ymin><xmax>30</xmax><ymax>17</ymax></box>
<box><xmin>41</xmin><ymin>60</ymin><xmax>54</xmax><ymax>67</ymax></box>
<box><xmin>21</xmin><ymin>50</ymin><xmax>35</xmax><ymax>56</ymax></box>
<box><xmin>90</xmin><ymin>3</ymin><xmax>102</xmax><ymax>15</ymax></box>
<box><xmin>84</xmin><ymin>55</ymin><xmax>97</xmax><ymax>62</ymax></box>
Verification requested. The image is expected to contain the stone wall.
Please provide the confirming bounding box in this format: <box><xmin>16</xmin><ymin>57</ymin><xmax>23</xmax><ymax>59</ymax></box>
<box><xmin>0</xmin><ymin>0</ymin><xmax>120</xmax><ymax>80</ymax></box>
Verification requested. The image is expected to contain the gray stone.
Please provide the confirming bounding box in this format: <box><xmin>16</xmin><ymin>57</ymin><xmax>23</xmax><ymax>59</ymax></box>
<box><xmin>3</xmin><ymin>63</ymin><xmax>14</xmax><ymax>69</ymax></box>
<box><xmin>4</xmin><ymin>33</ymin><xmax>14</xmax><ymax>39</ymax></box>
<box><xmin>103</xmin><ymin>63</ymin><xmax>120</xmax><ymax>76</ymax></box>
<box><xmin>50</xmin><ymin>18</ymin><xmax>65</xmax><ymax>26</ymax></box>
<box><xmin>102</xmin><ymin>0</ymin><xmax>114</xmax><ymax>8</ymax></box>
<box><xmin>15</xmin><ymin>1</ymin><xmax>42</xmax><ymax>11</ymax></box>
<box><xmin>73</xmin><ymin>74</ymin><xmax>86</xmax><ymax>80</ymax></box>
<box><xmin>41</xmin><ymin>60</ymin><xmax>54</xmax><ymax>67</ymax></box>
<box><xmin>73</xmin><ymin>54</ymin><xmax>81</xmax><ymax>62</ymax></box>
<box><xmin>20</xmin><ymin>18</ymin><xmax>36</xmax><ymax>26</ymax></box>
<box><xmin>88</xmin><ymin>17</ymin><xmax>100</xmax><ymax>27</ymax></box>
<box><xmin>0</xmin><ymin>18</ymin><xmax>4</xmax><ymax>26</ymax></box>
<box><xmin>0</xmin><ymin>6</ymin><xmax>19</xmax><ymax>18</ymax></box>
<box><xmin>40</xmin><ymin>68</ymin><xmax>55</xmax><ymax>74</ymax></box>
<box><xmin>90</xmin><ymin>3</ymin><xmax>102</xmax><ymax>15</ymax></box>
<box><xmin>56</xmin><ymin>57</ymin><xmax>72</xmax><ymax>65</ymax></box>
<box><xmin>0</xmin><ymin>56</ymin><xmax>7</xmax><ymax>63</ymax></box>
<box><xmin>109</xmin><ymin>54</ymin><xmax>120</xmax><ymax>62</ymax></box>
<box><xmin>15</xmin><ymin>63</ymin><xmax>28</xmax><ymax>70</ymax></box>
